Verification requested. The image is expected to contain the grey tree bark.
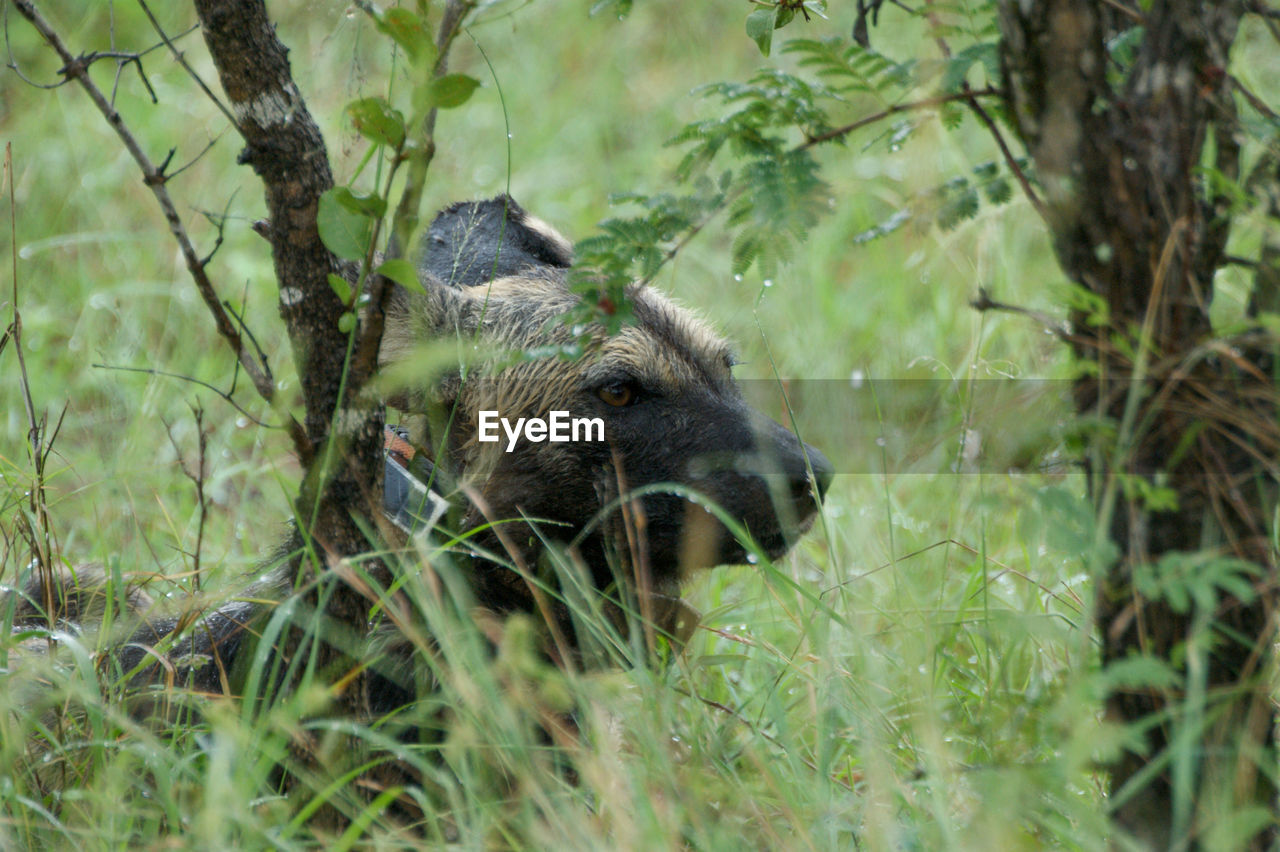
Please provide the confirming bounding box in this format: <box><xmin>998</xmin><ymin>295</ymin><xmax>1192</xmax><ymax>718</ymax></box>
<box><xmin>998</xmin><ymin>2</ymin><xmax>1278</xmax><ymax>847</ymax></box>
<box><xmin>193</xmin><ymin>0</ymin><xmax>391</xmax><ymax>764</ymax></box>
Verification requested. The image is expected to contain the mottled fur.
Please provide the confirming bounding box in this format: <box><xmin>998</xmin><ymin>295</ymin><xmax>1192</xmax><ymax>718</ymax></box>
<box><xmin>6</xmin><ymin>196</ymin><xmax>831</xmax><ymax>708</ymax></box>
<box><xmin>380</xmin><ymin>198</ymin><xmax>831</xmax><ymax>623</ymax></box>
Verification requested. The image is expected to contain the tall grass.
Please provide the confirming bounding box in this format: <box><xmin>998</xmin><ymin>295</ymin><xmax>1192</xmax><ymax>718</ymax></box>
<box><xmin>0</xmin><ymin>2</ymin><xmax>1108</xmax><ymax>848</ymax></box>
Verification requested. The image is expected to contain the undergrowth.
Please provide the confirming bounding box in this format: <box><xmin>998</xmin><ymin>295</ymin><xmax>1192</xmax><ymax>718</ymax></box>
<box><xmin>0</xmin><ymin>1</ymin><xmax>1120</xmax><ymax>849</ymax></box>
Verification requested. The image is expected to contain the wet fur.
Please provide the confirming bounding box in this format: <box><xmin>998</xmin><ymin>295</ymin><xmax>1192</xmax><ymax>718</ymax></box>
<box><xmin>7</xmin><ymin>196</ymin><xmax>831</xmax><ymax>707</ymax></box>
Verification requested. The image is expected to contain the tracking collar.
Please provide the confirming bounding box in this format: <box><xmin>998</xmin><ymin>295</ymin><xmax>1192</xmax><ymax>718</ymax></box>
<box><xmin>382</xmin><ymin>426</ymin><xmax>702</xmax><ymax>652</ymax></box>
<box><xmin>383</xmin><ymin>426</ymin><xmax>450</xmax><ymax>540</ymax></box>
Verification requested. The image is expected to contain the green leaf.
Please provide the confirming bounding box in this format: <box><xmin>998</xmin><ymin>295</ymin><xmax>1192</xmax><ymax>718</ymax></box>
<box><xmin>375</xmin><ymin>258</ymin><xmax>422</xmax><ymax>291</ymax></box>
<box><xmin>937</xmin><ymin>185</ymin><xmax>980</xmax><ymax>230</ymax></box>
<box><xmin>589</xmin><ymin>0</ymin><xmax>633</xmax><ymax>17</ymax></box>
<box><xmin>330</xmin><ymin>186</ymin><xmax>387</xmax><ymax>219</ymax></box>
<box><xmin>984</xmin><ymin>177</ymin><xmax>1012</xmax><ymax>205</ymax></box>
<box><xmin>940</xmin><ymin>42</ymin><xmax>999</xmax><ymax>93</ymax></box>
<box><xmin>327</xmin><ymin>273</ymin><xmax>352</xmax><ymax>304</ymax></box>
<box><xmin>1103</xmin><ymin>654</ymin><xmax>1180</xmax><ymax>691</ymax></box>
<box><xmin>851</xmin><ymin>208</ymin><xmax>911</xmax><ymax>245</ymax></box>
<box><xmin>746</xmin><ymin>8</ymin><xmax>777</xmax><ymax>57</ymax></box>
<box><xmin>338</xmin><ymin>311</ymin><xmax>357</xmax><ymax>334</ymax></box>
<box><xmin>940</xmin><ymin>102</ymin><xmax>965</xmax><ymax>130</ymax></box>
<box><xmin>784</xmin><ymin>38</ymin><xmax>913</xmax><ymax>95</ymax></box>
<box><xmin>429</xmin><ymin>74</ymin><xmax>481</xmax><ymax>110</ymax></box>
<box><xmin>731</xmin><ymin>232</ymin><xmax>760</xmax><ymax>275</ymax></box>
<box><xmin>345</xmin><ymin>97</ymin><xmax>406</xmax><ymax>149</ymax></box>
<box><xmin>317</xmin><ymin>189</ymin><xmax>374</xmax><ymax>261</ymax></box>
<box><xmin>374</xmin><ymin>8</ymin><xmax>437</xmax><ymax>68</ymax></box>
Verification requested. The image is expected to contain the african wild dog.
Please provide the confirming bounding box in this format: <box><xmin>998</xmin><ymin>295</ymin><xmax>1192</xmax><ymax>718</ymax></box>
<box><xmin>7</xmin><ymin>196</ymin><xmax>832</xmax><ymax>707</ymax></box>
<box><xmin>383</xmin><ymin>197</ymin><xmax>833</xmax><ymax>630</ymax></box>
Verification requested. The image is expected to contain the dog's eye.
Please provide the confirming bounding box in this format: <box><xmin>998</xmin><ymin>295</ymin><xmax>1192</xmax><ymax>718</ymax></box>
<box><xmin>598</xmin><ymin>382</ymin><xmax>637</xmax><ymax>407</ymax></box>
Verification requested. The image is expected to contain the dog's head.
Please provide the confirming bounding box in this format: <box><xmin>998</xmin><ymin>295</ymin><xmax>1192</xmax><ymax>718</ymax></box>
<box><xmin>381</xmin><ymin>197</ymin><xmax>832</xmax><ymax>619</ymax></box>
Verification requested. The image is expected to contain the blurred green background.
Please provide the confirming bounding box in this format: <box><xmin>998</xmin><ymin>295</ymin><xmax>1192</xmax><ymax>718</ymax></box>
<box><xmin>0</xmin><ymin>2</ymin><xmax>1120</xmax><ymax>848</ymax></box>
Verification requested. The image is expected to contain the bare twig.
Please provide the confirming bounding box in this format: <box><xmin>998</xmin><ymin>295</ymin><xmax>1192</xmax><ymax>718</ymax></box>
<box><xmin>635</xmin><ymin>196</ymin><xmax>732</xmax><ymax>289</ymax></box>
<box><xmin>192</xmin><ymin>189</ymin><xmax>236</xmax><ymax>270</ymax></box>
<box><xmin>1099</xmin><ymin>0</ymin><xmax>1145</xmax><ymax>22</ymax></box>
<box><xmin>796</xmin><ymin>87</ymin><xmax>1003</xmax><ymax>151</ymax></box>
<box><xmin>970</xmin><ymin>286</ymin><xmax>1070</xmax><ymax>339</ymax></box>
<box><xmin>961</xmin><ymin>83</ymin><xmax>1045</xmax><ymax>218</ymax></box>
<box><xmin>221</xmin><ymin>288</ymin><xmax>272</xmax><ymax>383</ymax></box>
<box><xmin>92</xmin><ymin>363</ymin><xmax>280</xmax><ymax>430</ymax></box>
<box><xmin>920</xmin><ymin>0</ymin><xmax>954</xmax><ymax>58</ymax></box>
<box><xmin>3</xmin><ymin>4</ymin><xmax>64</xmax><ymax>90</ymax></box>
<box><xmin>1231</xmin><ymin>73</ymin><xmax>1280</xmax><ymax>122</ymax></box>
<box><xmin>4</xmin><ymin>142</ymin><xmax>55</xmax><ymax>626</ymax></box>
<box><xmin>170</xmin><ymin>135</ymin><xmax>224</xmax><ymax>183</ymax></box>
<box><xmin>853</xmin><ymin>0</ymin><xmax>912</xmax><ymax>48</ymax></box>
<box><xmin>135</xmin><ymin>1</ymin><xmax>237</xmax><ymax>125</ymax></box>
<box><xmin>9</xmin><ymin>1</ymin><xmax>287</xmax><ymax>425</ymax></box>
<box><xmin>679</xmin><ymin>686</ymin><xmax>858</xmax><ymax>792</ymax></box>
<box><xmin>163</xmin><ymin>405</ymin><xmax>210</xmax><ymax>591</ymax></box>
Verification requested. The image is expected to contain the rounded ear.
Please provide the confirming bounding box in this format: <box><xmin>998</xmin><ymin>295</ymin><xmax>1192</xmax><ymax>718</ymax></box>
<box><xmin>422</xmin><ymin>195</ymin><xmax>572</xmax><ymax>289</ymax></box>
<box><xmin>380</xmin><ymin>196</ymin><xmax>574</xmax><ymax>414</ymax></box>
<box><xmin>379</xmin><ymin>277</ymin><xmax>494</xmax><ymax>414</ymax></box>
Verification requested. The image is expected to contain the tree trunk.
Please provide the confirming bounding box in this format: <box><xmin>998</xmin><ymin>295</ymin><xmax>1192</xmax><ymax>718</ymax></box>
<box><xmin>998</xmin><ymin>2</ymin><xmax>1278</xmax><ymax>847</ymax></box>
<box><xmin>193</xmin><ymin>0</ymin><xmax>389</xmax><ymax>762</ymax></box>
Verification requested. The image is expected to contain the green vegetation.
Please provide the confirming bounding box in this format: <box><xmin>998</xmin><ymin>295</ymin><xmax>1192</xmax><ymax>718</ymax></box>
<box><xmin>1</xmin><ymin>1</ymin><xmax>1225</xmax><ymax>847</ymax></box>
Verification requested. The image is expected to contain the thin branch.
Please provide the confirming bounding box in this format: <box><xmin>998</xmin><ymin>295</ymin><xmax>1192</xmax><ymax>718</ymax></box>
<box><xmin>1099</xmin><ymin>0</ymin><xmax>1144</xmax><ymax>22</ymax></box>
<box><xmin>636</xmin><ymin>88</ymin><xmax>1011</xmax><ymax>289</ymax></box>
<box><xmin>678</xmin><ymin>686</ymin><xmax>857</xmax><ymax>792</ymax></box>
<box><xmin>3</xmin><ymin>3</ymin><xmax>62</xmax><ymax>89</ymax></box>
<box><xmin>636</xmin><ymin>197</ymin><xmax>733</xmax><ymax>289</ymax></box>
<box><xmin>920</xmin><ymin>0</ymin><xmax>954</xmax><ymax>58</ymax></box>
<box><xmin>135</xmin><ymin>1</ymin><xmax>237</xmax><ymax>125</ymax></box>
<box><xmin>78</xmin><ymin>48</ymin><xmax>163</xmax><ymax>64</ymax></box>
<box><xmin>385</xmin><ymin>0</ymin><xmax>480</xmax><ymax>255</ymax></box>
<box><xmin>92</xmin><ymin>363</ymin><xmax>281</xmax><ymax>430</ymax></box>
<box><xmin>353</xmin><ymin>0</ymin><xmax>481</xmax><ymax>383</ymax></box>
<box><xmin>5</xmin><ymin>142</ymin><xmax>56</xmax><ymax>626</ymax></box>
<box><xmin>93</xmin><ymin>48</ymin><xmax>164</xmax><ymax>107</ymax></box>
<box><xmin>796</xmin><ymin>87</ymin><xmax>1002</xmax><ymax>151</ymax></box>
<box><xmin>9</xmin><ymin>1</ymin><xmax>282</xmax><ymax>413</ymax></box>
<box><xmin>170</xmin><ymin>134</ymin><xmax>224</xmax><ymax>183</ymax></box>
<box><xmin>5</xmin><ymin>147</ymin><xmax>39</xmax><ymax>458</ymax></box>
<box><xmin>1231</xmin><ymin>73</ymin><xmax>1280</xmax><ymax>122</ymax></box>
<box><xmin>163</xmin><ymin>405</ymin><xmax>210</xmax><ymax>591</ymax></box>
<box><xmin>853</xmin><ymin>0</ymin><xmax>914</xmax><ymax>48</ymax></box>
<box><xmin>221</xmin><ymin>290</ymin><xmax>272</xmax><ymax>387</ymax></box>
<box><xmin>961</xmin><ymin>82</ymin><xmax>1046</xmax><ymax>218</ymax></box>
<box><xmin>193</xmin><ymin>189</ymin><xmax>234</xmax><ymax>269</ymax></box>
<box><xmin>970</xmin><ymin>286</ymin><xmax>1070</xmax><ymax>339</ymax></box>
